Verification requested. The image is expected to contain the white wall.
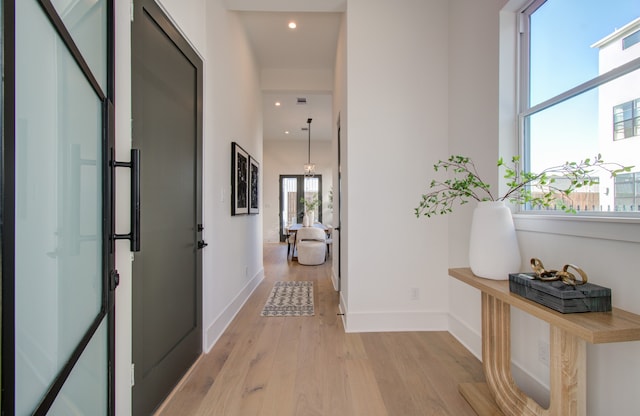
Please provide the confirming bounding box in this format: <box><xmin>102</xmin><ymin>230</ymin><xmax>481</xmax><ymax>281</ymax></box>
<box><xmin>342</xmin><ymin>0</ymin><xmax>450</xmax><ymax>332</ymax></box>
<box><xmin>447</xmin><ymin>0</ymin><xmax>640</xmax><ymax>413</ymax></box>
<box><xmin>201</xmin><ymin>0</ymin><xmax>264</xmax><ymax>352</ymax></box>
<box><xmin>446</xmin><ymin>0</ymin><xmax>506</xmax><ymax>365</ymax></box>
<box><xmin>115</xmin><ymin>0</ymin><xmax>264</xmax><ymax>414</ymax></box>
<box><xmin>263</xmin><ymin>140</ymin><xmax>333</xmax><ymax>243</ymax></box>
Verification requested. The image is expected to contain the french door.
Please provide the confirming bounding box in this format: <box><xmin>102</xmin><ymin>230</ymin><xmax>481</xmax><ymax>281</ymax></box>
<box><xmin>279</xmin><ymin>175</ymin><xmax>322</xmax><ymax>241</ymax></box>
<box><xmin>3</xmin><ymin>0</ymin><xmax>115</xmax><ymax>414</ymax></box>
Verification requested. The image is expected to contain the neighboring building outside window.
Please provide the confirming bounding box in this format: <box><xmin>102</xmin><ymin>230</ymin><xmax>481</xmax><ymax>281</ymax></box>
<box><xmin>613</xmin><ymin>98</ymin><xmax>640</xmax><ymax>140</ymax></box>
<box><xmin>519</xmin><ymin>0</ymin><xmax>640</xmax><ymax>213</ymax></box>
<box><xmin>614</xmin><ymin>172</ymin><xmax>640</xmax><ymax>211</ymax></box>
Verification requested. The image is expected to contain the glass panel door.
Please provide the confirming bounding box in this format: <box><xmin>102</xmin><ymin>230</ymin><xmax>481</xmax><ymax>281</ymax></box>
<box><xmin>9</xmin><ymin>0</ymin><xmax>113</xmax><ymax>414</ymax></box>
<box><xmin>279</xmin><ymin>175</ymin><xmax>322</xmax><ymax>241</ymax></box>
<box><xmin>281</xmin><ymin>177</ymin><xmax>299</xmax><ymax>235</ymax></box>
<box><xmin>302</xmin><ymin>177</ymin><xmax>320</xmax><ymax>223</ymax></box>
<box><xmin>51</xmin><ymin>0</ymin><xmax>107</xmax><ymax>91</ymax></box>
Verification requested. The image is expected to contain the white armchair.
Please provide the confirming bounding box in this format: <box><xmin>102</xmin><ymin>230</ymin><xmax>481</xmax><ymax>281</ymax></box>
<box><xmin>296</xmin><ymin>227</ymin><xmax>326</xmax><ymax>265</ymax></box>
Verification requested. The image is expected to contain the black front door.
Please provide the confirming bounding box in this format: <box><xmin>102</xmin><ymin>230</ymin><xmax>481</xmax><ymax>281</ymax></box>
<box><xmin>131</xmin><ymin>0</ymin><xmax>203</xmax><ymax>414</ymax></box>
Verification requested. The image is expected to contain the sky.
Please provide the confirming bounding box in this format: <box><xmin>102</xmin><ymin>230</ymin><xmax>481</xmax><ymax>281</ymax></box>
<box><xmin>527</xmin><ymin>0</ymin><xmax>640</xmax><ymax>172</ymax></box>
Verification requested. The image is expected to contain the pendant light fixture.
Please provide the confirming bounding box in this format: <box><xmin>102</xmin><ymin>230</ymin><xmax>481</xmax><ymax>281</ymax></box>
<box><xmin>303</xmin><ymin>118</ymin><xmax>315</xmax><ymax>176</ymax></box>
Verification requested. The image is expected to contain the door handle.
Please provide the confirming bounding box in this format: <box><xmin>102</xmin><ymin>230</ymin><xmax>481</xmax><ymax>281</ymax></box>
<box><xmin>112</xmin><ymin>148</ymin><xmax>141</xmax><ymax>252</ymax></box>
<box><xmin>197</xmin><ymin>240</ymin><xmax>208</xmax><ymax>249</ymax></box>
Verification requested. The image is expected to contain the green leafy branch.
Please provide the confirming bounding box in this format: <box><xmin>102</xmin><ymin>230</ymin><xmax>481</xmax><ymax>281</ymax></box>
<box><xmin>415</xmin><ymin>154</ymin><xmax>633</xmax><ymax>218</ymax></box>
<box><xmin>301</xmin><ymin>194</ymin><xmax>319</xmax><ymax>212</ymax></box>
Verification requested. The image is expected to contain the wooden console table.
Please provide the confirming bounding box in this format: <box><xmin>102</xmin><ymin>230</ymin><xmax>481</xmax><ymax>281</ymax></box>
<box><xmin>449</xmin><ymin>267</ymin><xmax>640</xmax><ymax>416</ymax></box>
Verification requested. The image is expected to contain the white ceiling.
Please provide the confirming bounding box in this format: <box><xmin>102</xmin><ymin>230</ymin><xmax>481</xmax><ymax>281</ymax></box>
<box><xmin>224</xmin><ymin>0</ymin><xmax>346</xmax><ymax>13</ymax></box>
<box><xmin>261</xmin><ymin>91</ymin><xmax>333</xmax><ymax>142</ymax></box>
<box><xmin>227</xmin><ymin>1</ymin><xmax>344</xmax><ymax>142</ymax></box>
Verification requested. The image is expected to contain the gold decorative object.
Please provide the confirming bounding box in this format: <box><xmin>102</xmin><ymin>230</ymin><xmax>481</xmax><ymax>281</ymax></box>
<box><xmin>530</xmin><ymin>258</ymin><xmax>588</xmax><ymax>286</ymax></box>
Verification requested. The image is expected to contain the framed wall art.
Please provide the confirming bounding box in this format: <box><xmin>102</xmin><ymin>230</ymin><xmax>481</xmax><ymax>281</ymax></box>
<box><xmin>249</xmin><ymin>156</ymin><xmax>260</xmax><ymax>214</ymax></box>
<box><xmin>231</xmin><ymin>142</ymin><xmax>249</xmax><ymax>215</ymax></box>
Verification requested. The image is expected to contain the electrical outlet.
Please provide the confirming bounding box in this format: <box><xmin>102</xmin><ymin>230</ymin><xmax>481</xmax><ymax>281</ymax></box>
<box><xmin>410</xmin><ymin>287</ymin><xmax>419</xmax><ymax>301</ymax></box>
<box><xmin>538</xmin><ymin>340</ymin><xmax>550</xmax><ymax>367</ymax></box>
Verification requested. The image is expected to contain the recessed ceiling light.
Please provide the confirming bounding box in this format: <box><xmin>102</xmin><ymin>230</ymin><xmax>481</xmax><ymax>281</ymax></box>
<box><xmin>275</xmin><ymin>102</ymin><xmax>281</xmax><ymax>107</ymax></box>
<box><xmin>288</xmin><ymin>22</ymin><xmax>297</xmax><ymax>29</ymax></box>
<box><xmin>285</xmin><ymin>131</ymin><xmax>290</xmax><ymax>135</ymax></box>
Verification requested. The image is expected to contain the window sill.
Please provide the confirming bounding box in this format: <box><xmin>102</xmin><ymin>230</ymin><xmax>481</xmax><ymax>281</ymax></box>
<box><xmin>513</xmin><ymin>212</ymin><xmax>640</xmax><ymax>244</ymax></box>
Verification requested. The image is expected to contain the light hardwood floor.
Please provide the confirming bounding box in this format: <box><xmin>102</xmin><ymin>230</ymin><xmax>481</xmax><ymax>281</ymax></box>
<box><xmin>156</xmin><ymin>243</ymin><xmax>485</xmax><ymax>416</ymax></box>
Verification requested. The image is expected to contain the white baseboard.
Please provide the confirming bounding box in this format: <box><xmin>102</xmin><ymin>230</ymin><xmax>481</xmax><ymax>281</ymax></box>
<box><xmin>204</xmin><ymin>269</ymin><xmax>264</xmax><ymax>352</ymax></box>
<box><xmin>339</xmin><ymin>292</ymin><xmax>347</xmax><ymax>328</ymax></box>
<box><xmin>448</xmin><ymin>313</ymin><xmax>482</xmax><ymax>360</ymax></box>
<box><xmin>343</xmin><ymin>310</ymin><xmax>449</xmax><ymax>333</ymax></box>
<box><xmin>511</xmin><ymin>361</ymin><xmax>550</xmax><ymax>408</ymax></box>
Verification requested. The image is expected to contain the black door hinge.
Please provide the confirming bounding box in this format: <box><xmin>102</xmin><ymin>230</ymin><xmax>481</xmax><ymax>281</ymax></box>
<box><xmin>110</xmin><ymin>269</ymin><xmax>120</xmax><ymax>290</ymax></box>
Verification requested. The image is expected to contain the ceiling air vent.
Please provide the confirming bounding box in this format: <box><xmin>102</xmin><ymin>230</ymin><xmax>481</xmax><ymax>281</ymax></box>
<box><xmin>297</xmin><ymin>97</ymin><xmax>307</xmax><ymax>105</ymax></box>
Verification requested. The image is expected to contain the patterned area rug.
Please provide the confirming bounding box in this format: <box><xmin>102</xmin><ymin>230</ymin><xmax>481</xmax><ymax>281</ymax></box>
<box><xmin>261</xmin><ymin>281</ymin><xmax>314</xmax><ymax>317</ymax></box>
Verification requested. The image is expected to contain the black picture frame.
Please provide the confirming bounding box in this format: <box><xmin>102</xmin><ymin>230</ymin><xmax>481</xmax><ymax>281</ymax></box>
<box><xmin>249</xmin><ymin>156</ymin><xmax>259</xmax><ymax>214</ymax></box>
<box><xmin>231</xmin><ymin>142</ymin><xmax>249</xmax><ymax>215</ymax></box>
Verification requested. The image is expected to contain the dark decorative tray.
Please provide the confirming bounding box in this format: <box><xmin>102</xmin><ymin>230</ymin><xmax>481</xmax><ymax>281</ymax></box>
<box><xmin>509</xmin><ymin>272</ymin><xmax>611</xmax><ymax>314</ymax></box>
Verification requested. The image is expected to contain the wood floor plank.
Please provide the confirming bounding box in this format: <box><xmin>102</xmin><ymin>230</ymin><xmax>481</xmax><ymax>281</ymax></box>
<box><xmin>318</xmin><ymin>308</ymin><xmax>352</xmax><ymax>415</ymax></box>
<box><xmin>459</xmin><ymin>382</ymin><xmax>505</xmax><ymax>416</ymax></box>
<box><xmin>257</xmin><ymin>318</ymin><xmax>303</xmax><ymax>415</ymax></box>
<box><xmin>346</xmin><ymin>357</ymin><xmax>389</xmax><ymax>416</ymax></box>
<box><xmin>155</xmin><ymin>243</ymin><xmax>486</xmax><ymax>416</ymax></box>
<box><xmin>234</xmin><ymin>317</ymin><xmax>285</xmax><ymax>415</ymax></box>
<box><xmin>363</xmin><ymin>331</ymin><xmax>448</xmax><ymax>415</ymax></box>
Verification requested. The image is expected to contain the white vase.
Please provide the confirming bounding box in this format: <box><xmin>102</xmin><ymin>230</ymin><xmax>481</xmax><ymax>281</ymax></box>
<box><xmin>303</xmin><ymin>211</ymin><xmax>314</xmax><ymax>227</ymax></box>
<box><xmin>468</xmin><ymin>201</ymin><xmax>521</xmax><ymax>280</ymax></box>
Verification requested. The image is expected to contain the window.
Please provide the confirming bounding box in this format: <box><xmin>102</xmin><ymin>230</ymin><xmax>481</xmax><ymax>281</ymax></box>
<box><xmin>279</xmin><ymin>175</ymin><xmax>322</xmax><ymax>241</ymax></box>
<box><xmin>614</xmin><ymin>172</ymin><xmax>640</xmax><ymax>211</ymax></box>
<box><xmin>519</xmin><ymin>0</ymin><xmax>640</xmax><ymax>213</ymax></box>
<box><xmin>613</xmin><ymin>98</ymin><xmax>640</xmax><ymax>140</ymax></box>
<box><xmin>623</xmin><ymin>29</ymin><xmax>640</xmax><ymax>50</ymax></box>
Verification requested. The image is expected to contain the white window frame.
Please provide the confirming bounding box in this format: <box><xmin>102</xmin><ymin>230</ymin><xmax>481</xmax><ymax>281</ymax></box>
<box><xmin>518</xmin><ymin>0</ymin><xmax>640</xmax><ymax>215</ymax></box>
<box><xmin>499</xmin><ymin>0</ymin><xmax>640</xmax><ymax>241</ymax></box>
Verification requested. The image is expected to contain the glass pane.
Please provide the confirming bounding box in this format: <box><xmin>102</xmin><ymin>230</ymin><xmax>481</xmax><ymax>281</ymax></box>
<box><xmin>51</xmin><ymin>0</ymin><xmax>107</xmax><ymax>92</ymax></box>
<box><xmin>529</xmin><ymin>0</ymin><xmax>640</xmax><ymax>106</ymax></box>
<box><xmin>282</xmin><ymin>177</ymin><xmax>298</xmax><ymax>229</ymax></box>
<box><xmin>623</xmin><ymin>29</ymin><xmax>640</xmax><ymax>49</ymax></box>
<box><xmin>47</xmin><ymin>319</ymin><xmax>108</xmax><ymax>416</ymax></box>
<box><xmin>15</xmin><ymin>0</ymin><xmax>103</xmax><ymax>413</ymax></box>
<box><xmin>303</xmin><ymin>177</ymin><xmax>320</xmax><ymax>220</ymax></box>
<box><xmin>526</xmin><ymin>71</ymin><xmax>640</xmax><ymax>212</ymax></box>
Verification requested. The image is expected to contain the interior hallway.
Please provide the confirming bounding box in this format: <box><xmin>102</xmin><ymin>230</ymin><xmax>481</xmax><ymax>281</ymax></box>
<box><xmin>156</xmin><ymin>243</ymin><xmax>485</xmax><ymax>415</ymax></box>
